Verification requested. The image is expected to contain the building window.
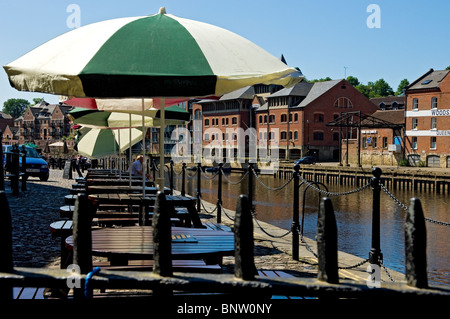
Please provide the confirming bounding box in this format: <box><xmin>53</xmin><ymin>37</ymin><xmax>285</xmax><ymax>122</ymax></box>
<box><xmin>413</xmin><ymin>98</ymin><xmax>418</xmax><ymax>110</ymax></box>
<box><xmin>294</xmin><ymin>113</ymin><xmax>298</xmax><ymax>122</ymax></box>
<box><xmin>314</xmin><ymin>113</ymin><xmax>324</xmax><ymax>123</ymax></box>
<box><xmin>222</xmin><ymin>118</ymin><xmax>225</xmax><ymax>126</ymax></box>
<box><xmin>334</xmin><ymin>97</ymin><xmax>353</xmax><ymax>108</ymax></box>
<box><xmin>412</xmin><ymin>118</ymin><xmax>418</xmax><ymax>130</ymax></box>
<box><xmin>204</xmin><ymin>119</ymin><xmax>209</xmax><ymax>126</ymax></box>
<box><xmin>432</xmin><ymin>97</ymin><xmax>438</xmax><ymax>109</ymax></box>
<box><xmin>412</xmin><ymin>137</ymin><xmax>417</xmax><ymax>149</ymax></box>
<box><xmin>269</xmin><ymin>115</ymin><xmax>275</xmax><ymax>123</ymax></box>
<box><xmin>382</xmin><ymin>137</ymin><xmax>388</xmax><ymax>148</ymax></box>
<box><xmin>333</xmin><ymin>132</ymin><xmax>339</xmax><ymax>142</ymax></box>
<box><xmin>430</xmin><ymin>137</ymin><xmax>436</xmax><ymax>149</ymax></box>
<box><xmin>294</xmin><ymin>131</ymin><xmax>298</xmax><ymax>140</ymax></box>
<box><xmin>313</xmin><ymin>131</ymin><xmax>324</xmax><ymax>141</ymax></box>
<box><xmin>280</xmin><ymin>131</ymin><xmax>287</xmax><ymax>140</ymax></box>
<box><xmin>281</xmin><ymin>114</ymin><xmax>287</xmax><ymax>123</ymax></box>
<box><xmin>372</xmin><ymin>137</ymin><xmax>378</xmax><ymax>148</ymax></box>
<box><xmin>226</xmin><ymin>118</ymin><xmax>229</xmax><ymax>125</ymax></box>
<box><xmin>204</xmin><ymin>133</ymin><xmax>209</xmax><ymax>141</ymax></box>
<box><xmin>232</xmin><ymin>117</ymin><xmax>237</xmax><ymax>125</ymax></box>
<box><xmin>362</xmin><ymin>137</ymin><xmax>367</xmax><ymax>148</ymax></box>
<box><xmin>264</xmin><ymin>115</ymin><xmax>267</xmax><ymax>123</ymax></box>
<box><xmin>431</xmin><ymin>117</ymin><xmax>437</xmax><ymax>130</ymax></box>
<box><xmin>259</xmin><ymin>115</ymin><xmax>263</xmax><ymax>124</ymax></box>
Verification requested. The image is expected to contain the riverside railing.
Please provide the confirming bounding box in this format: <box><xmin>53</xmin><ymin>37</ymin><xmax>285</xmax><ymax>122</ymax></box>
<box><xmin>1</xmin><ymin>190</ymin><xmax>449</xmax><ymax>302</ymax></box>
<box><xmin>173</xmin><ymin>163</ymin><xmax>449</xmax><ymax>280</ymax></box>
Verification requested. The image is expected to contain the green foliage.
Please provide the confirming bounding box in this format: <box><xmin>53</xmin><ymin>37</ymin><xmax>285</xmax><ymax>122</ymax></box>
<box><xmin>395</xmin><ymin>79</ymin><xmax>409</xmax><ymax>96</ymax></box>
<box><xmin>306</xmin><ymin>76</ymin><xmax>332</xmax><ymax>83</ymax></box>
<box><xmin>2</xmin><ymin>98</ymin><xmax>30</xmax><ymax>117</ymax></box>
<box><xmin>346</xmin><ymin>76</ymin><xmax>360</xmax><ymax>86</ymax></box>
<box><xmin>446</xmin><ymin>66</ymin><xmax>450</xmax><ymax>70</ymax></box>
<box><xmin>398</xmin><ymin>158</ymin><xmax>410</xmax><ymax>167</ymax></box>
<box><xmin>418</xmin><ymin>160</ymin><xmax>427</xmax><ymax>167</ymax></box>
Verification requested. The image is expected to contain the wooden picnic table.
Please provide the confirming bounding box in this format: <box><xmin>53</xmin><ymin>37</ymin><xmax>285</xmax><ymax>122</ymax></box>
<box><xmin>86</xmin><ymin>178</ymin><xmax>154</xmax><ymax>186</ymax></box>
<box><xmin>86</xmin><ymin>185</ymin><xmax>167</xmax><ymax>194</ymax></box>
<box><xmin>87</xmin><ymin>193</ymin><xmax>204</xmax><ymax>228</ymax></box>
<box><xmin>65</xmin><ymin>226</ymin><xmax>234</xmax><ymax>266</ymax></box>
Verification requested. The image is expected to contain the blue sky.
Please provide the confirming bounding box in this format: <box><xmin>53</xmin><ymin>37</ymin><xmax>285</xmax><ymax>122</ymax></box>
<box><xmin>0</xmin><ymin>0</ymin><xmax>449</xmax><ymax>107</ymax></box>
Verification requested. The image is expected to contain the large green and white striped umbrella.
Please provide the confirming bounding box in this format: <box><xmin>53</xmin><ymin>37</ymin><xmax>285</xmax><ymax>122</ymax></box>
<box><xmin>3</xmin><ymin>8</ymin><xmax>302</xmax><ymax>98</ymax></box>
<box><xmin>75</xmin><ymin>127</ymin><xmax>143</xmax><ymax>159</ymax></box>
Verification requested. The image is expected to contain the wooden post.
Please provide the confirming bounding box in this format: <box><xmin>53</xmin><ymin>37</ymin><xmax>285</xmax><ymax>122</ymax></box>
<box><xmin>153</xmin><ymin>191</ymin><xmax>172</xmax><ymax>277</ymax></box>
<box><xmin>405</xmin><ymin>198</ymin><xmax>428</xmax><ymax>288</ymax></box>
<box><xmin>139</xmin><ymin>197</ymin><xmax>151</xmax><ymax>226</ymax></box>
<box><xmin>72</xmin><ymin>193</ymin><xmax>93</xmax><ymax>300</ymax></box>
<box><xmin>234</xmin><ymin>195</ymin><xmax>257</xmax><ymax>280</ymax></box>
<box><xmin>11</xmin><ymin>145</ymin><xmax>19</xmax><ymax>196</ymax></box>
<box><xmin>0</xmin><ymin>191</ymin><xmax>13</xmax><ymax>299</ymax></box>
<box><xmin>217</xmin><ymin>163</ymin><xmax>223</xmax><ymax>223</ymax></box>
<box><xmin>21</xmin><ymin>146</ymin><xmax>27</xmax><ymax>192</ymax></box>
<box><xmin>197</xmin><ymin>162</ymin><xmax>202</xmax><ymax>213</ymax></box>
<box><xmin>181</xmin><ymin>163</ymin><xmax>186</xmax><ymax>196</ymax></box>
<box><xmin>317</xmin><ymin>197</ymin><xmax>339</xmax><ymax>284</ymax></box>
<box><xmin>169</xmin><ymin>160</ymin><xmax>174</xmax><ymax>195</ymax></box>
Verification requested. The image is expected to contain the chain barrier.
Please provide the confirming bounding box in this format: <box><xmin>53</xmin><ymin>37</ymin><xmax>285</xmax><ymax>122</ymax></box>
<box><xmin>251</xmin><ymin>167</ymin><xmax>294</xmax><ymax>191</ymax></box>
<box><xmin>221</xmin><ymin>169</ymin><xmax>249</xmax><ymax>185</ymax></box>
<box><xmin>200</xmin><ymin>169</ymin><xmax>220</xmax><ymax>180</ymax></box>
<box><xmin>380</xmin><ymin>260</ymin><xmax>395</xmax><ymax>282</ymax></box>
<box><xmin>251</xmin><ymin>210</ymin><xmax>292</xmax><ymax>239</ymax></box>
<box><xmin>185</xmin><ymin>168</ymin><xmax>198</xmax><ymax>179</ymax></box>
<box><xmin>298</xmin><ymin>174</ymin><xmax>371</xmax><ymax>196</ymax></box>
<box><xmin>381</xmin><ymin>184</ymin><xmax>450</xmax><ymax>226</ymax></box>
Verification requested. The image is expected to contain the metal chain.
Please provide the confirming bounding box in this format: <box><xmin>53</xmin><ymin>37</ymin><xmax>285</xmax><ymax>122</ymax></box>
<box><xmin>380</xmin><ymin>260</ymin><xmax>395</xmax><ymax>282</ymax></box>
<box><xmin>200</xmin><ymin>169</ymin><xmax>219</xmax><ymax>180</ymax></box>
<box><xmin>298</xmin><ymin>175</ymin><xmax>371</xmax><ymax>196</ymax></box>
<box><xmin>381</xmin><ymin>184</ymin><xmax>450</xmax><ymax>226</ymax></box>
<box><xmin>185</xmin><ymin>168</ymin><xmax>198</xmax><ymax>179</ymax></box>
<box><xmin>221</xmin><ymin>169</ymin><xmax>249</xmax><ymax>185</ymax></box>
<box><xmin>251</xmin><ymin>167</ymin><xmax>294</xmax><ymax>191</ymax></box>
<box><xmin>252</xmin><ymin>211</ymin><xmax>292</xmax><ymax>238</ymax></box>
<box><xmin>200</xmin><ymin>197</ymin><xmax>218</xmax><ymax>215</ymax></box>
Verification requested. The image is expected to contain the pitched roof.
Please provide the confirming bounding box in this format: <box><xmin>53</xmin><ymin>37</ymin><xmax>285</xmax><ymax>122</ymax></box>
<box><xmin>269</xmin><ymin>81</ymin><xmax>314</xmax><ymax>98</ymax></box>
<box><xmin>367</xmin><ymin>110</ymin><xmax>405</xmax><ymax>125</ymax></box>
<box><xmin>407</xmin><ymin>69</ymin><xmax>450</xmax><ymax>91</ymax></box>
<box><xmin>370</xmin><ymin>95</ymin><xmax>405</xmax><ymax>108</ymax></box>
<box><xmin>219</xmin><ymin>85</ymin><xmax>254</xmax><ymax>101</ymax></box>
<box><xmin>298</xmin><ymin>79</ymin><xmax>342</xmax><ymax>107</ymax></box>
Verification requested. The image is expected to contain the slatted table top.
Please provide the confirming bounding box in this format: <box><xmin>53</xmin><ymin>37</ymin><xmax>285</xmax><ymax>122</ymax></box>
<box><xmin>65</xmin><ymin>226</ymin><xmax>234</xmax><ymax>260</ymax></box>
<box><xmin>87</xmin><ymin>193</ymin><xmax>196</xmax><ymax>204</ymax></box>
<box><xmin>86</xmin><ymin>185</ymin><xmax>165</xmax><ymax>194</ymax></box>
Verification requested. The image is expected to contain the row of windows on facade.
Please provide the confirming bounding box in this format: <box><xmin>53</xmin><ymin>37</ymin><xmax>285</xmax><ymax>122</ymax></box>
<box><xmin>204</xmin><ymin>131</ymin><xmax>340</xmax><ymax>142</ymax></box>
<box><xmin>411</xmin><ymin>117</ymin><xmax>440</xmax><ymax>130</ymax></box>
<box><xmin>411</xmin><ymin>137</ymin><xmax>437</xmax><ymax>150</ymax></box>
<box><xmin>412</xmin><ymin>97</ymin><xmax>439</xmax><ymax>109</ymax></box>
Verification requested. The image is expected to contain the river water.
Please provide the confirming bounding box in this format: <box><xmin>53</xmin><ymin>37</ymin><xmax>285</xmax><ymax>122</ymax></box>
<box><xmin>171</xmin><ymin>168</ymin><xmax>449</xmax><ymax>287</ymax></box>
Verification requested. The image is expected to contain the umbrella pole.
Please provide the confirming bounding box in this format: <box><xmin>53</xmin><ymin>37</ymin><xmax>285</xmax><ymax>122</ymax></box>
<box><xmin>158</xmin><ymin>98</ymin><xmax>165</xmax><ymax>192</ymax></box>
<box><xmin>142</xmin><ymin>98</ymin><xmax>146</xmax><ymax>197</ymax></box>
<box><xmin>118</xmin><ymin>129</ymin><xmax>122</xmax><ymax>180</ymax></box>
<box><xmin>129</xmin><ymin>114</ymin><xmax>132</xmax><ymax>188</ymax></box>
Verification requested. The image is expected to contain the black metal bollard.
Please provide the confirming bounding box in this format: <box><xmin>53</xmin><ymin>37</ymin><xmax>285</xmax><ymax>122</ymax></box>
<box><xmin>0</xmin><ymin>132</ymin><xmax>4</xmax><ymax>191</ymax></box>
<box><xmin>247</xmin><ymin>163</ymin><xmax>254</xmax><ymax>214</ymax></box>
<box><xmin>169</xmin><ymin>160</ymin><xmax>174</xmax><ymax>195</ymax></box>
<box><xmin>405</xmin><ymin>198</ymin><xmax>428</xmax><ymax>288</ymax></box>
<box><xmin>291</xmin><ymin>164</ymin><xmax>300</xmax><ymax>260</ymax></box>
<box><xmin>153</xmin><ymin>191</ymin><xmax>173</xmax><ymax>277</ymax></box>
<box><xmin>0</xmin><ymin>191</ymin><xmax>14</xmax><ymax>299</ymax></box>
<box><xmin>197</xmin><ymin>162</ymin><xmax>202</xmax><ymax>213</ymax></box>
<box><xmin>72</xmin><ymin>193</ymin><xmax>93</xmax><ymax>300</ymax></box>
<box><xmin>181</xmin><ymin>163</ymin><xmax>186</xmax><ymax>197</ymax></box>
<box><xmin>234</xmin><ymin>195</ymin><xmax>257</xmax><ymax>280</ymax></box>
<box><xmin>369</xmin><ymin>167</ymin><xmax>383</xmax><ymax>266</ymax></box>
<box><xmin>317</xmin><ymin>197</ymin><xmax>339</xmax><ymax>284</ymax></box>
<box><xmin>217</xmin><ymin>163</ymin><xmax>223</xmax><ymax>224</ymax></box>
<box><xmin>11</xmin><ymin>145</ymin><xmax>19</xmax><ymax>196</ymax></box>
<box><xmin>21</xmin><ymin>146</ymin><xmax>27</xmax><ymax>192</ymax></box>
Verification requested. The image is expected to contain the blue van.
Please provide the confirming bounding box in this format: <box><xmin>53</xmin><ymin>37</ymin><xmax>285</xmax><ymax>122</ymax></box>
<box><xmin>3</xmin><ymin>145</ymin><xmax>49</xmax><ymax>181</ymax></box>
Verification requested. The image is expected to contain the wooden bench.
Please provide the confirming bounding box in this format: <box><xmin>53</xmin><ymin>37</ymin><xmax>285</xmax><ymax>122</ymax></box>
<box><xmin>203</xmin><ymin>222</ymin><xmax>232</xmax><ymax>232</ymax></box>
<box><xmin>94</xmin><ymin>259</ymin><xmax>222</xmax><ymax>273</ymax></box>
<box><xmin>258</xmin><ymin>270</ymin><xmax>309</xmax><ymax>299</ymax></box>
<box><xmin>13</xmin><ymin>287</ymin><xmax>46</xmax><ymax>300</ymax></box>
<box><xmin>64</xmin><ymin>194</ymin><xmax>77</xmax><ymax>205</ymax></box>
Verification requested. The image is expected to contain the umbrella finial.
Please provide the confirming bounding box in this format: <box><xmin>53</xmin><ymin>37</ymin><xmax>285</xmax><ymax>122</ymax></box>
<box><xmin>159</xmin><ymin>7</ymin><xmax>166</xmax><ymax>14</ymax></box>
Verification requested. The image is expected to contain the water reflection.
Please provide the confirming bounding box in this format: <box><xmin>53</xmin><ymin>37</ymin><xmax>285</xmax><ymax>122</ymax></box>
<box><xmin>172</xmin><ymin>170</ymin><xmax>449</xmax><ymax>287</ymax></box>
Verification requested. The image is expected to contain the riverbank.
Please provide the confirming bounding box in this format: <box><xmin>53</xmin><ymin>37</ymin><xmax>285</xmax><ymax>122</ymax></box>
<box><xmin>4</xmin><ymin>168</ymin><xmax>405</xmax><ymax>287</ymax></box>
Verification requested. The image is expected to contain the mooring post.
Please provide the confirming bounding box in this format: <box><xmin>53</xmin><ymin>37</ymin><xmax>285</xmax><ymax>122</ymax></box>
<box><xmin>247</xmin><ymin>163</ymin><xmax>254</xmax><ymax>214</ymax></box>
<box><xmin>181</xmin><ymin>163</ymin><xmax>186</xmax><ymax>196</ymax></box>
<box><xmin>0</xmin><ymin>191</ymin><xmax>13</xmax><ymax>300</ymax></box>
<box><xmin>217</xmin><ymin>162</ymin><xmax>223</xmax><ymax>223</ymax></box>
<box><xmin>11</xmin><ymin>145</ymin><xmax>19</xmax><ymax>195</ymax></box>
<box><xmin>317</xmin><ymin>197</ymin><xmax>339</xmax><ymax>284</ymax></box>
<box><xmin>369</xmin><ymin>167</ymin><xmax>383</xmax><ymax>266</ymax></box>
<box><xmin>0</xmin><ymin>132</ymin><xmax>4</xmax><ymax>191</ymax></box>
<box><xmin>153</xmin><ymin>191</ymin><xmax>173</xmax><ymax>277</ymax></box>
<box><xmin>291</xmin><ymin>164</ymin><xmax>300</xmax><ymax>260</ymax></box>
<box><xmin>197</xmin><ymin>162</ymin><xmax>202</xmax><ymax>213</ymax></box>
<box><xmin>72</xmin><ymin>193</ymin><xmax>93</xmax><ymax>300</ymax></box>
<box><xmin>405</xmin><ymin>198</ymin><xmax>428</xmax><ymax>288</ymax></box>
<box><xmin>21</xmin><ymin>145</ymin><xmax>27</xmax><ymax>192</ymax></box>
<box><xmin>234</xmin><ymin>195</ymin><xmax>257</xmax><ymax>280</ymax></box>
<box><xmin>169</xmin><ymin>159</ymin><xmax>174</xmax><ymax>195</ymax></box>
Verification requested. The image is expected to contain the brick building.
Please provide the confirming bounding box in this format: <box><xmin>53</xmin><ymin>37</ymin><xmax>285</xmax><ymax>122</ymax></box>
<box><xmin>255</xmin><ymin>79</ymin><xmax>378</xmax><ymax>161</ymax></box>
<box><xmin>11</xmin><ymin>101</ymin><xmax>74</xmax><ymax>150</ymax></box>
<box><xmin>405</xmin><ymin>69</ymin><xmax>450</xmax><ymax>167</ymax></box>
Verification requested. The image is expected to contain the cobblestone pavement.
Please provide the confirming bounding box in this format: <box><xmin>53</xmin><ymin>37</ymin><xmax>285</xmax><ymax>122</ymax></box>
<box><xmin>4</xmin><ymin>168</ymin><xmax>315</xmax><ymax>277</ymax></box>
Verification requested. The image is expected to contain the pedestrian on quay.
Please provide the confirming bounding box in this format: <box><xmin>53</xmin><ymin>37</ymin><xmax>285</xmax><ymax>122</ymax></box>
<box><xmin>130</xmin><ymin>155</ymin><xmax>153</xmax><ymax>180</ymax></box>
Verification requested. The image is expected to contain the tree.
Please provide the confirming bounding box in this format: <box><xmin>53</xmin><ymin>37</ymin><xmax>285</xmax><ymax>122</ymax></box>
<box><xmin>2</xmin><ymin>98</ymin><xmax>30</xmax><ymax>117</ymax></box>
<box><xmin>446</xmin><ymin>66</ymin><xmax>450</xmax><ymax>70</ymax></box>
<box><xmin>395</xmin><ymin>79</ymin><xmax>409</xmax><ymax>96</ymax></box>
<box><xmin>371</xmin><ymin>79</ymin><xmax>394</xmax><ymax>98</ymax></box>
<box><xmin>346</xmin><ymin>76</ymin><xmax>360</xmax><ymax>87</ymax></box>
<box><xmin>32</xmin><ymin>98</ymin><xmax>44</xmax><ymax>105</ymax></box>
